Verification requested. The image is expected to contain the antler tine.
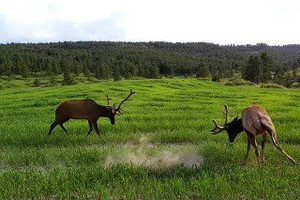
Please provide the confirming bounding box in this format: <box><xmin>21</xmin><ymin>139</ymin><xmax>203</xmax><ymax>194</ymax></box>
<box><xmin>224</xmin><ymin>104</ymin><xmax>229</xmax><ymax>125</ymax></box>
<box><xmin>210</xmin><ymin>119</ymin><xmax>226</xmax><ymax>134</ymax></box>
<box><xmin>212</xmin><ymin>119</ymin><xmax>224</xmax><ymax>129</ymax></box>
<box><xmin>116</xmin><ymin>89</ymin><xmax>136</xmax><ymax>111</ymax></box>
<box><xmin>106</xmin><ymin>94</ymin><xmax>111</xmax><ymax>106</ymax></box>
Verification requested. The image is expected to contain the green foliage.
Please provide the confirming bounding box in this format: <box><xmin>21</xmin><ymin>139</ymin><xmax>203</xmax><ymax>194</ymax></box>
<box><xmin>196</xmin><ymin>64</ymin><xmax>210</xmax><ymax>78</ymax></box>
<box><xmin>63</xmin><ymin>69</ymin><xmax>74</xmax><ymax>85</ymax></box>
<box><xmin>33</xmin><ymin>78</ymin><xmax>41</xmax><ymax>87</ymax></box>
<box><xmin>243</xmin><ymin>55</ymin><xmax>261</xmax><ymax>83</ymax></box>
<box><xmin>113</xmin><ymin>65</ymin><xmax>121</xmax><ymax>81</ymax></box>
<box><xmin>260</xmin><ymin>83</ymin><xmax>285</xmax><ymax>89</ymax></box>
<box><xmin>211</xmin><ymin>74</ymin><xmax>220</xmax><ymax>82</ymax></box>
<box><xmin>1</xmin><ymin>42</ymin><xmax>299</xmax><ymax>83</ymax></box>
<box><xmin>96</xmin><ymin>63</ymin><xmax>111</xmax><ymax>80</ymax></box>
<box><xmin>225</xmin><ymin>77</ymin><xmax>254</xmax><ymax>86</ymax></box>
<box><xmin>259</xmin><ymin>52</ymin><xmax>273</xmax><ymax>82</ymax></box>
<box><xmin>49</xmin><ymin>72</ymin><xmax>56</xmax><ymax>85</ymax></box>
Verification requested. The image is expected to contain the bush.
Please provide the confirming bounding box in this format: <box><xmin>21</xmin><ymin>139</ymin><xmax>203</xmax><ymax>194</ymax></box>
<box><xmin>211</xmin><ymin>75</ymin><xmax>220</xmax><ymax>82</ymax></box>
<box><xmin>225</xmin><ymin>78</ymin><xmax>254</xmax><ymax>86</ymax></box>
<box><xmin>33</xmin><ymin>79</ymin><xmax>42</xmax><ymax>87</ymax></box>
<box><xmin>260</xmin><ymin>83</ymin><xmax>285</xmax><ymax>89</ymax></box>
<box><xmin>291</xmin><ymin>82</ymin><xmax>300</xmax><ymax>88</ymax></box>
<box><xmin>63</xmin><ymin>71</ymin><xmax>75</xmax><ymax>85</ymax></box>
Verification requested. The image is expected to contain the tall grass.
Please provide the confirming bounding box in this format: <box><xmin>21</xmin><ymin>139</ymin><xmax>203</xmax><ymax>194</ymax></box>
<box><xmin>0</xmin><ymin>78</ymin><xmax>299</xmax><ymax>199</ymax></box>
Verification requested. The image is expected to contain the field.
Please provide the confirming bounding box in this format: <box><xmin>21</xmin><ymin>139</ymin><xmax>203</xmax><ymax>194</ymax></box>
<box><xmin>0</xmin><ymin>78</ymin><xmax>299</xmax><ymax>199</ymax></box>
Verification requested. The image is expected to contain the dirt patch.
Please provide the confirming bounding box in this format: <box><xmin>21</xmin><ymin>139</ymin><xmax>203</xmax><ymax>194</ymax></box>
<box><xmin>104</xmin><ymin>136</ymin><xmax>204</xmax><ymax>169</ymax></box>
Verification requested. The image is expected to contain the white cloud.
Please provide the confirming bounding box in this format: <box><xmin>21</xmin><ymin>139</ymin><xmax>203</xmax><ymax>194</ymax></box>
<box><xmin>0</xmin><ymin>0</ymin><xmax>299</xmax><ymax>44</ymax></box>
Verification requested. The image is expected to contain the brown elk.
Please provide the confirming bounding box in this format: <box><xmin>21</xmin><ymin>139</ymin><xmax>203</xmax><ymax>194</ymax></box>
<box><xmin>48</xmin><ymin>89</ymin><xmax>136</xmax><ymax>136</ymax></box>
<box><xmin>210</xmin><ymin>104</ymin><xmax>296</xmax><ymax>164</ymax></box>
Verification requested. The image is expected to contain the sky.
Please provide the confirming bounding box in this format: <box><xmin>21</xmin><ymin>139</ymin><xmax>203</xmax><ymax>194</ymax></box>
<box><xmin>0</xmin><ymin>0</ymin><xmax>299</xmax><ymax>45</ymax></box>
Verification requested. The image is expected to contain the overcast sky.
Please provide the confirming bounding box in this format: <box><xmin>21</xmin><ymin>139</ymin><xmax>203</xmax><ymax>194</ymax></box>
<box><xmin>0</xmin><ymin>0</ymin><xmax>299</xmax><ymax>45</ymax></box>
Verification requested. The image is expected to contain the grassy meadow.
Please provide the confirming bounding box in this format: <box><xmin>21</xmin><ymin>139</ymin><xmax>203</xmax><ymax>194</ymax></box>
<box><xmin>0</xmin><ymin>78</ymin><xmax>299</xmax><ymax>199</ymax></box>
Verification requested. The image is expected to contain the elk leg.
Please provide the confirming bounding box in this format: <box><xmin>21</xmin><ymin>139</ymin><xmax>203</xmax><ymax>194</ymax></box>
<box><xmin>92</xmin><ymin>121</ymin><xmax>100</xmax><ymax>136</ymax></box>
<box><xmin>87</xmin><ymin>121</ymin><xmax>93</xmax><ymax>135</ymax></box>
<box><xmin>261</xmin><ymin>133</ymin><xmax>267</xmax><ymax>162</ymax></box>
<box><xmin>48</xmin><ymin>121</ymin><xmax>58</xmax><ymax>135</ymax></box>
<box><xmin>248</xmin><ymin>134</ymin><xmax>260</xmax><ymax>163</ymax></box>
<box><xmin>270</xmin><ymin>133</ymin><xmax>296</xmax><ymax>164</ymax></box>
<box><xmin>58</xmin><ymin>118</ymin><xmax>69</xmax><ymax>134</ymax></box>
<box><xmin>242</xmin><ymin>138</ymin><xmax>251</xmax><ymax>164</ymax></box>
<box><xmin>59</xmin><ymin>123</ymin><xmax>68</xmax><ymax>134</ymax></box>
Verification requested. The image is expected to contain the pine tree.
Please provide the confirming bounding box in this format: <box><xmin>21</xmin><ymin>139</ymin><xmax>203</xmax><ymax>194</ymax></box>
<box><xmin>63</xmin><ymin>69</ymin><xmax>74</xmax><ymax>85</ymax></box>
<box><xmin>243</xmin><ymin>55</ymin><xmax>261</xmax><ymax>83</ymax></box>
<box><xmin>196</xmin><ymin>64</ymin><xmax>210</xmax><ymax>78</ymax></box>
<box><xmin>83</xmin><ymin>67</ymin><xmax>91</xmax><ymax>78</ymax></box>
<box><xmin>49</xmin><ymin>72</ymin><xmax>56</xmax><ymax>85</ymax></box>
<box><xmin>113</xmin><ymin>65</ymin><xmax>121</xmax><ymax>81</ymax></box>
<box><xmin>260</xmin><ymin>52</ymin><xmax>273</xmax><ymax>82</ymax></box>
<box><xmin>20</xmin><ymin>65</ymin><xmax>30</xmax><ymax>79</ymax></box>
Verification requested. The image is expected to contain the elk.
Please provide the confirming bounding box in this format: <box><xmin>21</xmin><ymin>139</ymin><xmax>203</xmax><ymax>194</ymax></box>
<box><xmin>210</xmin><ymin>104</ymin><xmax>296</xmax><ymax>164</ymax></box>
<box><xmin>48</xmin><ymin>89</ymin><xmax>136</xmax><ymax>136</ymax></box>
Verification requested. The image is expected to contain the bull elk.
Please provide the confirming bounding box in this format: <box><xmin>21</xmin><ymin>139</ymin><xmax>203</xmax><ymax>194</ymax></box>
<box><xmin>48</xmin><ymin>89</ymin><xmax>136</xmax><ymax>136</ymax></box>
<box><xmin>210</xmin><ymin>104</ymin><xmax>296</xmax><ymax>164</ymax></box>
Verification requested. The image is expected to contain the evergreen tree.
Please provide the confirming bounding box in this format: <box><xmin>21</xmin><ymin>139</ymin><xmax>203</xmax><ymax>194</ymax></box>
<box><xmin>20</xmin><ymin>64</ymin><xmax>30</xmax><ymax>79</ymax></box>
<box><xmin>49</xmin><ymin>72</ymin><xmax>56</xmax><ymax>85</ymax></box>
<box><xmin>147</xmin><ymin>63</ymin><xmax>160</xmax><ymax>79</ymax></box>
<box><xmin>260</xmin><ymin>52</ymin><xmax>273</xmax><ymax>82</ymax></box>
<box><xmin>243</xmin><ymin>55</ymin><xmax>261</xmax><ymax>83</ymax></box>
<box><xmin>112</xmin><ymin>65</ymin><xmax>121</xmax><ymax>81</ymax></box>
<box><xmin>83</xmin><ymin>67</ymin><xmax>91</xmax><ymax>78</ymax></box>
<box><xmin>63</xmin><ymin>69</ymin><xmax>74</xmax><ymax>85</ymax></box>
<box><xmin>196</xmin><ymin>64</ymin><xmax>210</xmax><ymax>78</ymax></box>
<box><xmin>274</xmin><ymin>66</ymin><xmax>286</xmax><ymax>85</ymax></box>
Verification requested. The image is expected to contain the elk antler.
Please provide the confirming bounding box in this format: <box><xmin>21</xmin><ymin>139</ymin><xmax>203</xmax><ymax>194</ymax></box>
<box><xmin>106</xmin><ymin>94</ymin><xmax>111</xmax><ymax>106</ymax></box>
<box><xmin>210</xmin><ymin>105</ymin><xmax>229</xmax><ymax>134</ymax></box>
<box><xmin>224</xmin><ymin>104</ymin><xmax>229</xmax><ymax>124</ymax></box>
<box><xmin>116</xmin><ymin>89</ymin><xmax>136</xmax><ymax>111</ymax></box>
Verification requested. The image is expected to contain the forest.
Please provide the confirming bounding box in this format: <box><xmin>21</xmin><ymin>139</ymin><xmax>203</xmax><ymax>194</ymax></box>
<box><xmin>0</xmin><ymin>41</ymin><xmax>300</xmax><ymax>87</ymax></box>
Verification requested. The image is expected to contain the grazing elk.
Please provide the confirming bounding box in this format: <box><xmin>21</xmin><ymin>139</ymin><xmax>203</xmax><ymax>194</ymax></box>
<box><xmin>210</xmin><ymin>104</ymin><xmax>296</xmax><ymax>164</ymax></box>
<box><xmin>48</xmin><ymin>89</ymin><xmax>136</xmax><ymax>136</ymax></box>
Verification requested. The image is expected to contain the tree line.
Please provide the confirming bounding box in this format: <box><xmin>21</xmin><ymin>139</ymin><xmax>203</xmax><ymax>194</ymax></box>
<box><xmin>0</xmin><ymin>41</ymin><xmax>299</xmax><ymax>86</ymax></box>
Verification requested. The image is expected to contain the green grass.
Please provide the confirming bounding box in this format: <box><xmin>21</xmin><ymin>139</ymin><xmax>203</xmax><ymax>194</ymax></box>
<box><xmin>0</xmin><ymin>78</ymin><xmax>299</xmax><ymax>199</ymax></box>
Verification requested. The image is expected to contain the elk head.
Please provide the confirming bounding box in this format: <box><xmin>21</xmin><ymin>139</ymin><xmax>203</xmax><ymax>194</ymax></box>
<box><xmin>210</xmin><ymin>105</ymin><xmax>243</xmax><ymax>142</ymax></box>
<box><xmin>106</xmin><ymin>89</ymin><xmax>136</xmax><ymax>125</ymax></box>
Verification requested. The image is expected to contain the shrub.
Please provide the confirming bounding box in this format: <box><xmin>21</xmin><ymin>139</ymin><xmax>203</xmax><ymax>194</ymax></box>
<box><xmin>225</xmin><ymin>78</ymin><xmax>254</xmax><ymax>86</ymax></box>
<box><xmin>260</xmin><ymin>83</ymin><xmax>285</xmax><ymax>89</ymax></box>
<box><xmin>33</xmin><ymin>79</ymin><xmax>42</xmax><ymax>87</ymax></box>
<box><xmin>211</xmin><ymin>75</ymin><xmax>220</xmax><ymax>82</ymax></box>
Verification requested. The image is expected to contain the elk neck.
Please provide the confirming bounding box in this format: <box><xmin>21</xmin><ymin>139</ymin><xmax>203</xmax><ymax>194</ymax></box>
<box><xmin>226</xmin><ymin>117</ymin><xmax>244</xmax><ymax>142</ymax></box>
<box><xmin>97</xmin><ymin>105</ymin><xmax>112</xmax><ymax>117</ymax></box>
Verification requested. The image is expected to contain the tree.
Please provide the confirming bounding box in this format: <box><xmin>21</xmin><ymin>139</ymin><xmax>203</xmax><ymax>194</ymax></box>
<box><xmin>49</xmin><ymin>72</ymin><xmax>56</xmax><ymax>85</ymax></box>
<box><xmin>83</xmin><ymin>67</ymin><xmax>91</xmax><ymax>78</ymax></box>
<box><xmin>146</xmin><ymin>63</ymin><xmax>160</xmax><ymax>79</ymax></box>
<box><xmin>260</xmin><ymin>52</ymin><xmax>273</xmax><ymax>82</ymax></box>
<box><xmin>112</xmin><ymin>65</ymin><xmax>121</xmax><ymax>81</ymax></box>
<box><xmin>63</xmin><ymin>69</ymin><xmax>74</xmax><ymax>85</ymax></box>
<box><xmin>196</xmin><ymin>64</ymin><xmax>210</xmax><ymax>78</ymax></box>
<box><xmin>20</xmin><ymin>64</ymin><xmax>30</xmax><ymax>79</ymax></box>
<box><xmin>243</xmin><ymin>55</ymin><xmax>261</xmax><ymax>83</ymax></box>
